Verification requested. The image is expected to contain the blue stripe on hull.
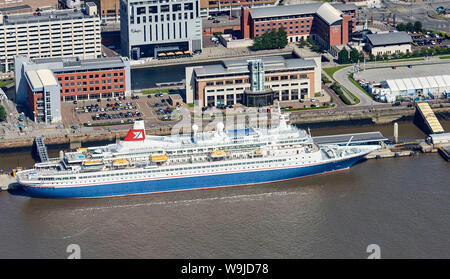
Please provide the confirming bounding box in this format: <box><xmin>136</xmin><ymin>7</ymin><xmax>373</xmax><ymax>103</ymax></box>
<box><xmin>21</xmin><ymin>155</ymin><xmax>366</xmax><ymax>199</ymax></box>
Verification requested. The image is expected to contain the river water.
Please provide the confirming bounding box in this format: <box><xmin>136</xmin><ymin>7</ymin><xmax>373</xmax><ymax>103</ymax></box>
<box><xmin>0</xmin><ymin>120</ymin><xmax>449</xmax><ymax>258</ymax></box>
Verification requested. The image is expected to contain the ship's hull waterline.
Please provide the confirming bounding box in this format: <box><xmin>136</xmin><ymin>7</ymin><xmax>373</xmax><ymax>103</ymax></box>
<box><xmin>20</xmin><ymin>154</ymin><xmax>366</xmax><ymax>199</ymax></box>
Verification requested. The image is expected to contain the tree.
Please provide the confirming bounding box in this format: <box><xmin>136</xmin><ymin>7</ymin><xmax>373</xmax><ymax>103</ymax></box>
<box><xmin>277</xmin><ymin>27</ymin><xmax>288</xmax><ymax>48</ymax></box>
<box><xmin>0</xmin><ymin>105</ymin><xmax>6</xmax><ymax>122</ymax></box>
<box><xmin>251</xmin><ymin>27</ymin><xmax>288</xmax><ymax>51</ymax></box>
<box><xmin>413</xmin><ymin>21</ymin><xmax>422</xmax><ymax>33</ymax></box>
<box><xmin>338</xmin><ymin>49</ymin><xmax>349</xmax><ymax>64</ymax></box>
<box><xmin>406</xmin><ymin>22</ymin><xmax>414</xmax><ymax>32</ymax></box>
<box><xmin>396</xmin><ymin>23</ymin><xmax>406</xmax><ymax>31</ymax></box>
<box><xmin>299</xmin><ymin>37</ymin><xmax>306</xmax><ymax>46</ymax></box>
<box><xmin>350</xmin><ymin>48</ymin><xmax>360</xmax><ymax>63</ymax></box>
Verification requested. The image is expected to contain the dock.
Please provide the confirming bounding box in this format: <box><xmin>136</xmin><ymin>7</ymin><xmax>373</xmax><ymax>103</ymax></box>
<box><xmin>415</xmin><ymin>102</ymin><xmax>445</xmax><ymax>134</ymax></box>
<box><xmin>34</xmin><ymin>136</ymin><xmax>49</xmax><ymax>162</ymax></box>
<box><xmin>0</xmin><ymin>174</ymin><xmax>16</xmax><ymax>191</ymax></box>
<box><xmin>437</xmin><ymin>145</ymin><xmax>450</xmax><ymax>161</ymax></box>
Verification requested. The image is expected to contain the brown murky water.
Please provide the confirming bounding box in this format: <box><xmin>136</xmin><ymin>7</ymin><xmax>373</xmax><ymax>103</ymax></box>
<box><xmin>0</xmin><ymin>121</ymin><xmax>448</xmax><ymax>258</ymax></box>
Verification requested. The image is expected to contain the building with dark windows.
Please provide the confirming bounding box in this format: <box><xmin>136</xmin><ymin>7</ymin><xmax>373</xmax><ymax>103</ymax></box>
<box><xmin>0</xmin><ymin>2</ymin><xmax>101</xmax><ymax>73</ymax></box>
<box><xmin>14</xmin><ymin>55</ymin><xmax>131</xmax><ymax>123</ymax></box>
<box><xmin>241</xmin><ymin>3</ymin><xmax>357</xmax><ymax>49</ymax></box>
<box><xmin>120</xmin><ymin>0</ymin><xmax>202</xmax><ymax>59</ymax></box>
<box><xmin>186</xmin><ymin>56</ymin><xmax>321</xmax><ymax>108</ymax></box>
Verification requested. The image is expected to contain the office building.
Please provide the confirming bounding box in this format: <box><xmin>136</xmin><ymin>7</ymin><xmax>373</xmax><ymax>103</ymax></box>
<box><xmin>15</xmin><ymin>55</ymin><xmax>131</xmax><ymax>123</ymax></box>
<box><xmin>0</xmin><ymin>2</ymin><xmax>101</xmax><ymax>73</ymax></box>
<box><xmin>241</xmin><ymin>3</ymin><xmax>357</xmax><ymax>49</ymax></box>
<box><xmin>120</xmin><ymin>0</ymin><xmax>202</xmax><ymax>59</ymax></box>
<box><xmin>186</xmin><ymin>55</ymin><xmax>321</xmax><ymax>107</ymax></box>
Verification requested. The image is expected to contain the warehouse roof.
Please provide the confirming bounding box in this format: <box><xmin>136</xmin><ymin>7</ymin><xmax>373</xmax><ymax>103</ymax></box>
<box><xmin>366</xmin><ymin>31</ymin><xmax>412</xmax><ymax>47</ymax></box>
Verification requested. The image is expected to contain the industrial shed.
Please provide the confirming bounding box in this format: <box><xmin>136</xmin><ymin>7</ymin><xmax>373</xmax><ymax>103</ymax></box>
<box><xmin>381</xmin><ymin>75</ymin><xmax>450</xmax><ymax>100</ymax></box>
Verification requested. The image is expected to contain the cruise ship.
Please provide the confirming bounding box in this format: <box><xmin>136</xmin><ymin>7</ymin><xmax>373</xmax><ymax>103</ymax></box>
<box><xmin>16</xmin><ymin>110</ymin><xmax>379</xmax><ymax>198</ymax></box>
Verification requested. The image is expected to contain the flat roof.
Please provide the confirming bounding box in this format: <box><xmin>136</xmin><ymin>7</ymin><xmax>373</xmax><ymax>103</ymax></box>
<box><xmin>26</xmin><ymin>69</ymin><xmax>58</xmax><ymax>90</ymax></box>
<box><xmin>366</xmin><ymin>31</ymin><xmax>412</xmax><ymax>47</ymax></box>
<box><xmin>27</xmin><ymin>56</ymin><xmax>129</xmax><ymax>72</ymax></box>
<box><xmin>0</xmin><ymin>5</ymin><xmax>31</xmax><ymax>12</ymax></box>
<box><xmin>194</xmin><ymin>56</ymin><xmax>317</xmax><ymax>77</ymax></box>
<box><xmin>1</xmin><ymin>8</ymin><xmax>94</xmax><ymax>26</ymax></box>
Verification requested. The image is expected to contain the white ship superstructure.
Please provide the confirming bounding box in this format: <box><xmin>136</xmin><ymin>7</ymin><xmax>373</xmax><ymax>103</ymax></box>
<box><xmin>16</xmin><ymin>110</ymin><xmax>380</xmax><ymax>198</ymax></box>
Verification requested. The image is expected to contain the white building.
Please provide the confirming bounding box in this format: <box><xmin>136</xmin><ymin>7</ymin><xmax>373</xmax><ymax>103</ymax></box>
<box><xmin>365</xmin><ymin>31</ymin><xmax>412</xmax><ymax>56</ymax></box>
<box><xmin>380</xmin><ymin>75</ymin><xmax>450</xmax><ymax>101</ymax></box>
<box><xmin>0</xmin><ymin>2</ymin><xmax>101</xmax><ymax>73</ymax></box>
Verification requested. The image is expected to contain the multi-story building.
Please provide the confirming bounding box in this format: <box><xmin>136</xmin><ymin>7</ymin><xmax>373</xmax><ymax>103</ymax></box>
<box><xmin>0</xmin><ymin>2</ymin><xmax>101</xmax><ymax>73</ymax></box>
<box><xmin>241</xmin><ymin>3</ymin><xmax>357</xmax><ymax>49</ymax></box>
<box><xmin>92</xmin><ymin>0</ymin><xmax>121</xmax><ymax>22</ymax></box>
<box><xmin>0</xmin><ymin>0</ymin><xmax>59</xmax><ymax>14</ymax></box>
<box><xmin>120</xmin><ymin>0</ymin><xmax>202</xmax><ymax>59</ymax></box>
<box><xmin>199</xmin><ymin>0</ymin><xmax>277</xmax><ymax>17</ymax></box>
<box><xmin>14</xmin><ymin>55</ymin><xmax>131</xmax><ymax>123</ymax></box>
<box><xmin>186</xmin><ymin>55</ymin><xmax>321</xmax><ymax>107</ymax></box>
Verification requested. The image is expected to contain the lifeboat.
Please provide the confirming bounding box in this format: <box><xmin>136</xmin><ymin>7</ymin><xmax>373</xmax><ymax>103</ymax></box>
<box><xmin>151</xmin><ymin>155</ymin><xmax>168</xmax><ymax>162</ymax></box>
<box><xmin>82</xmin><ymin>160</ymin><xmax>103</xmax><ymax>166</ymax></box>
<box><xmin>210</xmin><ymin>150</ymin><xmax>227</xmax><ymax>158</ymax></box>
<box><xmin>113</xmin><ymin>159</ymin><xmax>130</xmax><ymax>167</ymax></box>
<box><xmin>77</xmin><ymin>147</ymin><xmax>88</xmax><ymax>152</ymax></box>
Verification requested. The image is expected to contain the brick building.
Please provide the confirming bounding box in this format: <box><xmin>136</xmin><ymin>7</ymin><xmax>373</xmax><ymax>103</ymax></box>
<box><xmin>92</xmin><ymin>0</ymin><xmax>120</xmax><ymax>22</ymax></box>
<box><xmin>186</xmin><ymin>56</ymin><xmax>321</xmax><ymax>107</ymax></box>
<box><xmin>14</xmin><ymin>56</ymin><xmax>131</xmax><ymax>123</ymax></box>
<box><xmin>241</xmin><ymin>3</ymin><xmax>357</xmax><ymax>49</ymax></box>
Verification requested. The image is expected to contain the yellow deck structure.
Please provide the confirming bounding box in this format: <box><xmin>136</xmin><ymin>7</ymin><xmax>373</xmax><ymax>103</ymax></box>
<box><xmin>416</xmin><ymin>102</ymin><xmax>445</xmax><ymax>134</ymax></box>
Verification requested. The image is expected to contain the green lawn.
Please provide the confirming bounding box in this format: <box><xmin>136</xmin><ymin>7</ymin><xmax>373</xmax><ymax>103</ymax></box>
<box><xmin>282</xmin><ymin>104</ymin><xmax>333</xmax><ymax>111</ymax></box>
<box><xmin>0</xmin><ymin>78</ymin><xmax>14</xmax><ymax>88</ymax></box>
<box><xmin>323</xmin><ymin>65</ymin><xmax>349</xmax><ymax>81</ymax></box>
<box><xmin>348</xmin><ymin>73</ymin><xmax>373</xmax><ymax>100</ymax></box>
<box><xmin>439</xmin><ymin>55</ymin><xmax>450</xmax><ymax>59</ymax></box>
<box><xmin>141</xmin><ymin>88</ymin><xmax>174</xmax><ymax>95</ymax></box>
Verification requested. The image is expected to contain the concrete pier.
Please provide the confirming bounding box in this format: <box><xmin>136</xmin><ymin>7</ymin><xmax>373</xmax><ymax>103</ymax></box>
<box><xmin>0</xmin><ymin>174</ymin><xmax>16</xmax><ymax>191</ymax></box>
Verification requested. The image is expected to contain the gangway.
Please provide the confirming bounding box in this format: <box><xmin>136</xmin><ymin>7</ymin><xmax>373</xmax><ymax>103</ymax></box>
<box><xmin>34</xmin><ymin>136</ymin><xmax>49</xmax><ymax>162</ymax></box>
<box><xmin>415</xmin><ymin>102</ymin><xmax>445</xmax><ymax>134</ymax></box>
<box><xmin>312</xmin><ymin>131</ymin><xmax>388</xmax><ymax>146</ymax></box>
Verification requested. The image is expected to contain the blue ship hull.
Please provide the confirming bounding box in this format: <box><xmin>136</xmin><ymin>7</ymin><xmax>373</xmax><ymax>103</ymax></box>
<box><xmin>20</xmin><ymin>155</ymin><xmax>366</xmax><ymax>199</ymax></box>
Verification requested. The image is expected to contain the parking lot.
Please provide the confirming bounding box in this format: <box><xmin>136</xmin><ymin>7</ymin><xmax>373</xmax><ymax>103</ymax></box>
<box><xmin>411</xmin><ymin>33</ymin><xmax>450</xmax><ymax>49</ymax></box>
<box><xmin>60</xmin><ymin>93</ymin><xmax>183</xmax><ymax>130</ymax></box>
<box><xmin>355</xmin><ymin>63</ymin><xmax>450</xmax><ymax>84</ymax></box>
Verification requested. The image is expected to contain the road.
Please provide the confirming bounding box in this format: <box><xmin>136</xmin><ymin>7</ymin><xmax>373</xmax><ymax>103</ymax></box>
<box><xmin>368</xmin><ymin>0</ymin><xmax>450</xmax><ymax>33</ymax></box>
<box><xmin>331</xmin><ymin>56</ymin><xmax>450</xmax><ymax>106</ymax></box>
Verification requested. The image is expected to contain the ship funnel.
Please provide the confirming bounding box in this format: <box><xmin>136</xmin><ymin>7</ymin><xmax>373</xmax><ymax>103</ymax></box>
<box><xmin>124</xmin><ymin>120</ymin><xmax>146</xmax><ymax>141</ymax></box>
